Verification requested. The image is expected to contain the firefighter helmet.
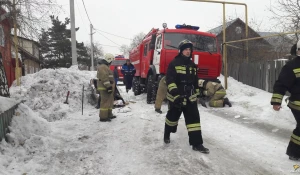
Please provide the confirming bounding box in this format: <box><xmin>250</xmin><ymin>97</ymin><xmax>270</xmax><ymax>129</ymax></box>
<box><xmin>178</xmin><ymin>39</ymin><xmax>193</xmax><ymax>53</ymax></box>
<box><xmin>104</xmin><ymin>53</ymin><xmax>114</xmax><ymax>63</ymax></box>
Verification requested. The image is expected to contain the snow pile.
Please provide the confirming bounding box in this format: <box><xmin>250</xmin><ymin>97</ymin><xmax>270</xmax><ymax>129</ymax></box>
<box><xmin>5</xmin><ymin>104</ymin><xmax>51</xmax><ymax>146</ymax></box>
<box><xmin>0</xmin><ymin>104</ymin><xmax>54</xmax><ymax>175</ymax></box>
<box><xmin>10</xmin><ymin>66</ymin><xmax>96</xmax><ymax>121</ymax></box>
<box><xmin>218</xmin><ymin>75</ymin><xmax>294</xmax><ymax>129</ymax></box>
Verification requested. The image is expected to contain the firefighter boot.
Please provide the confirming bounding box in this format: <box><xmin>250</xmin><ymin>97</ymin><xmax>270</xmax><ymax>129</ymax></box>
<box><xmin>289</xmin><ymin>156</ymin><xmax>300</xmax><ymax>161</ymax></box>
<box><xmin>99</xmin><ymin>118</ymin><xmax>111</xmax><ymax>122</ymax></box>
<box><xmin>109</xmin><ymin>115</ymin><xmax>117</xmax><ymax>119</ymax></box>
<box><xmin>155</xmin><ymin>108</ymin><xmax>163</xmax><ymax>114</ymax></box>
<box><xmin>164</xmin><ymin>128</ymin><xmax>171</xmax><ymax>144</ymax></box>
<box><xmin>223</xmin><ymin>98</ymin><xmax>232</xmax><ymax>107</ymax></box>
<box><xmin>192</xmin><ymin>144</ymin><xmax>210</xmax><ymax>154</ymax></box>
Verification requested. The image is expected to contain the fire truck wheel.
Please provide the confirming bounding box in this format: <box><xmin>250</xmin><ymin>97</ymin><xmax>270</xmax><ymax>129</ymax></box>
<box><xmin>147</xmin><ymin>75</ymin><xmax>154</xmax><ymax>104</ymax></box>
<box><xmin>133</xmin><ymin>77</ymin><xmax>141</xmax><ymax>96</ymax></box>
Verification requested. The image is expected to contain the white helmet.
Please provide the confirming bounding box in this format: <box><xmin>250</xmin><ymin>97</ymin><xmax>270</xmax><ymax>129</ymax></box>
<box><xmin>297</xmin><ymin>40</ymin><xmax>300</xmax><ymax>56</ymax></box>
<box><xmin>104</xmin><ymin>53</ymin><xmax>114</xmax><ymax>63</ymax></box>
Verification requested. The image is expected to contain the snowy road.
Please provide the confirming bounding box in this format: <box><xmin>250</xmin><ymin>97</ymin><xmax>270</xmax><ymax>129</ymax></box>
<box><xmin>4</xmin><ymin>94</ymin><xmax>295</xmax><ymax>175</ymax></box>
<box><xmin>2</xmin><ymin>69</ymin><xmax>299</xmax><ymax>175</ymax></box>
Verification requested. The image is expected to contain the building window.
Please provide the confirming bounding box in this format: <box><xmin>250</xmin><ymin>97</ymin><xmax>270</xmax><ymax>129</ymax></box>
<box><xmin>0</xmin><ymin>25</ymin><xmax>5</xmax><ymax>46</ymax></box>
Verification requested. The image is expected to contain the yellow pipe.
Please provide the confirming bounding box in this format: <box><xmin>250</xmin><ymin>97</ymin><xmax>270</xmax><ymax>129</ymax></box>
<box><xmin>13</xmin><ymin>0</ymin><xmax>20</xmax><ymax>86</ymax></box>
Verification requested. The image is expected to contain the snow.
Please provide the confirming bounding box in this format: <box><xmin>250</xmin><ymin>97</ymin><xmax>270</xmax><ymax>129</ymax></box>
<box><xmin>0</xmin><ymin>96</ymin><xmax>19</xmax><ymax>113</ymax></box>
<box><xmin>0</xmin><ymin>67</ymin><xmax>299</xmax><ymax>174</ymax></box>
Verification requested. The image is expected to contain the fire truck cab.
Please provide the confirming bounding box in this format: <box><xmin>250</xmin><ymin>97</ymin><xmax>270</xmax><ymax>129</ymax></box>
<box><xmin>129</xmin><ymin>24</ymin><xmax>222</xmax><ymax>103</ymax></box>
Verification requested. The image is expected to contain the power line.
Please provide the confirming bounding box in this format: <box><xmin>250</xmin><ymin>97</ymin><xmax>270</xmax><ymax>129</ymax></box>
<box><xmin>75</xmin><ymin>0</ymin><xmax>88</xmax><ymax>33</ymax></box>
<box><xmin>94</xmin><ymin>28</ymin><xmax>133</xmax><ymax>40</ymax></box>
<box><xmin>81</xmin><ymin>0</ymin><xmax>92</xmax><ymax>24</ymax></box>
<box><xmin>95</xmin><ymin>31</ymin><xmax>121</xmax><ymax>47</ymax></box>
<box><xmin>99</xmin><ymin>44</ymin><xmax>121</xmax><ymax>48</ymax></box>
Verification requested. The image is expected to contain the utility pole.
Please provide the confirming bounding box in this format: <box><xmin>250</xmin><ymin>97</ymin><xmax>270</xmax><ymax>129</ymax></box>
<box><xmin>12</xmin><ymin>0</ymin><xmax>20</xmax><ymax>86</ymax></box>
<box><xmin>90</xmin><ymin>24</ymin><xmax>94</xmax><ymax>71</ymax></box>
<box><xmin>70</xmin><ymin>0</ymin><xmax>77</xmax><ymax>65</ymax></box>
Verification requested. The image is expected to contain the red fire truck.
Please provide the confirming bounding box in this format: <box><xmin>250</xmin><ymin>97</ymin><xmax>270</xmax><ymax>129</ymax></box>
<box><xmin>129</xmin><ymin>24</ymin><xmax>222</xmax><ymax>103</ymax></box>
<box><xmin>109</xmin><ymin>55</ymin><xmax>127</xmax><ymax>84</ymax></box>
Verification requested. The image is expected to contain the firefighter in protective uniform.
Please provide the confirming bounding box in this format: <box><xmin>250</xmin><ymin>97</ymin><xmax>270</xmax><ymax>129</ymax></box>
<box><xmin>164</xmin><ymin>39</ymin><xmax>209</xmax><ymax>154</ymax></box>
<box><xmin>154</xmin><ymin>76</ymin><xmax>167</xmax><ymax>114</ymax></box>
<box><xmin>198</xmin><ymin>79</ymin><xmax>232</xmax><ymax>107</ymax></box>
<box><xmin>271</xmin><ymin>41</ymin><xmax>300</xmax><ymax>160</ymax></box>
<box><xmin>97</xmin><ymin>53</ymin><xmax>116</xmax><ymax>122</ymax></box>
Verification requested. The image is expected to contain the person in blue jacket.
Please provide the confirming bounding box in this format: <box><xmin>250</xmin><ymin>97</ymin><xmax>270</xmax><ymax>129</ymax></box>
<box><xmin>121</xmin><ymin>59</ymin><xmax>136</xmax><ymax>93</ymax></box>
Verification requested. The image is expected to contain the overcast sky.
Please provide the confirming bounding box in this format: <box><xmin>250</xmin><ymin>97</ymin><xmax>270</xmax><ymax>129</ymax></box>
<box><xmin>58</xmin><ymin>0</ymin><xmax>274</xmax><ymax>56</ymax></box>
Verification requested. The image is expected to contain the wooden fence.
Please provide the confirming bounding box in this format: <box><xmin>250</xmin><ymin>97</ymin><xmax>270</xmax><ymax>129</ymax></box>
<box><xmin>0</xmin><ymin>103</ymin><xmax>20</xmax><ymax>141</ymax></box>
<box><xmin>227</xmin><ymin>60</ymin><xmax>287</xmax><ymax>93</ymax></box>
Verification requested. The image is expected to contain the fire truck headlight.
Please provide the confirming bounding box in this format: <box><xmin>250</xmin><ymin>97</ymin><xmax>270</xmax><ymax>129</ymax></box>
<box><xmin>162</xmin><ymin>23</ymin><xmax>167</xmax><ymax>29</ymax></box>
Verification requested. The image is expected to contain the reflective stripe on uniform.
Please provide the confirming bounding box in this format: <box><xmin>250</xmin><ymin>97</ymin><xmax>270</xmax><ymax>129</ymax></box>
<box><xmin>189</xmin><ymin>94</ymin><xmax>198</xmax><ymax>102</ymax></box>
<box><xmin>288</xmin><ymin>101</ymin><xmax>300</xmax><ymax>111</ymax></box>
<box><xmin>165</xmin><ymin>118</ymin><xmax>178</xmax><ymax>126</ymax></box>
<box><xmin>215</xmin><ymin>90</ymin><xmax>226</xmax><ymax>94</ymax></box>
<box><xmin>100</xmin><ymin>108</ymin><xmax>112</xmax><ymax>111</ymax></box>
<box><xmin>168</xmin><ymin>83</ymin><xmax>177</xmax><ymax>91</ymax></box>
<box><xmin>166</xmin><ymin>93</ymin><xmax>179</xmax><ymax>102</ymax></box>
<box><xmin>293</xmin><ymin>68</ymin><xmax>300</xmax><ymax>78</ymax></box>
<box><xmin>291</xmin><ymin>133</ymin><xmax>300</xmax><ymax>145</ymax></box>
<box><xmin>104</xmin><ymin>81</ymin><xmax>111</xmax><ymax>85</ymax></box>
<box><xmin>187</xmin><ymin>123</ymin><xmax>201</xmax><ymax>132</ymax></box>
<box><xmin>271</xmin><ymin>93</ymin><xmax>283</xmax><ymax>104</ymax></box>
<box><xmin>175</xmin><ymin>66</ymin><xmax>186</xmax><ymax>74</ymax></box>
<box><xmin>97</xmin><ymin>87</ymin><xmax>106</xmax><ymax>91</ymax></box>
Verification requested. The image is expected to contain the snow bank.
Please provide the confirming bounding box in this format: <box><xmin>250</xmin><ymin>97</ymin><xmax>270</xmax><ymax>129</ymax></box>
<box><xmin>9</xmin><ymin>66</ymin><xmax>96</xmax><ymax>121</ymax></box>
<box><xmin>0</xmin><ymin>104</ymin><xmax>54</xmax><ymax>175</ymax></box>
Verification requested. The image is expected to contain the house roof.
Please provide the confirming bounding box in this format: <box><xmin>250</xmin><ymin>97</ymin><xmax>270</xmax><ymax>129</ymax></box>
<box><xmin>207</xmin><ymin>18</ymin><xmax>240</xmax><ymax>35</ymax></box>
<box><xmin>257</xmin><ymin>32</ymin><xmax>294</xmax><ymax>47</ymax></box>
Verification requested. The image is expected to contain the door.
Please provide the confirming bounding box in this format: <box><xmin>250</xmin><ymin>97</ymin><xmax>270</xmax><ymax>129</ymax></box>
<box><xmin>153</xmin><ymin>34</ymin><xmax>162</xmax><ymax>74</ymax></box>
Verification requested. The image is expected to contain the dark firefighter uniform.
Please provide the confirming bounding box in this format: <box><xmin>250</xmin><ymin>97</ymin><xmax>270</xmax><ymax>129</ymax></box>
<box><xmin>164</xmin><ymin>39</ymin><xmax>209</xmax><ymax>153</ymax></box>
<box><xmin>154</xmin><ymin>76</ymin><xmax>167</xmax><ymax>113</ymax></box>
<box><xmin>271</xmin><ymin>48</ymin><xmax>300</xmax><ymax>160</ymax></box>
<box><xmin>97</xmin><ymin>58</ymin><xmax>115</xmax><ymax>122</ymax></box>
<box><xmin>121</xmin><ymin>60</ymin><xmax>136</xmax><ymax>92</ymax></box>
<box><xmin>198</xmin><ymin>79</ymin><xmax>231</xmax><ymax>107</ymax></box>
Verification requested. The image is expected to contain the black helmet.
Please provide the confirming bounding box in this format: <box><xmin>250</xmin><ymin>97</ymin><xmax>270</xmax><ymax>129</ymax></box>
<box><xmin>178</xmin><ymin>39</ymin><xmax>193</xmax><ymax>54</ymax></box>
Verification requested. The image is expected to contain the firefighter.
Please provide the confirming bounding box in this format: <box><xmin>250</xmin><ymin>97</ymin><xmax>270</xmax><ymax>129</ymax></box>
<box><xmin>198</xmin><ymin>79</ymin><xmax>232</xmax><ymax>108</ymax></box>
<box><xmin>164</xmin><ymin>39</ymin><xmax>209</xmax><ymax>154</ymax></box>
<box><xmin>97</xmin><ymin>53</ymin><xmax>116</xmax><ymax>122</ymax></box>
<box><xmin>154</xmin><ymin>76</ymin><xmax>167</xmax><ymax>114</ymax></box>
<box><xmin>121</xmin><ymin>59</ymin><xmax>136</xmax><ymax>93</ymax></box>
<box><xmin>271</xmin><ymin>41</ymin><xmax>300</xmax><ymax>161</ymax></box>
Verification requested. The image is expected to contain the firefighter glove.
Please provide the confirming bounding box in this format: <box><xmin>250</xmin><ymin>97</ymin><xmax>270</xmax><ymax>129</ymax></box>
<box><xmin>107</xmin><ymin>86</ymin><xmax>113</xmax><ymax>94</ymax></box>
<box><xmin>174</xmin><ymin>96</ymin><xmax>184</xmax><ymax>106</ymax></box>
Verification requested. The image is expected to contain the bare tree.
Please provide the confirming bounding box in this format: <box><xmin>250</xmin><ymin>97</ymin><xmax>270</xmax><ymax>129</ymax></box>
<box><xmin>118</xmin><ymin>32</ymin><xmax>145</xmax><ymax>58</ymax></box>
<box><xmin>119</xmin><ymin>44</ymin><xmax>130</xmax><ymax>58</ymax></box>
<box><xmin>1</xmin><ymin>0</ymin><xmax>61</xmax><ymax>39</ymax></box>
<box><xmin>269</xmin><ymin>0</ymin><xmax>300</xmax><ymax>41</ymax></box>
<box><xmin>130</xmin><ymin>32</ymin><xmax>145</xmax><ymax>49</ymax></box>
<box><xmin>86</xmin><ymin>42</ymin><xmax>104</xmax><ymax>59</ymax></box>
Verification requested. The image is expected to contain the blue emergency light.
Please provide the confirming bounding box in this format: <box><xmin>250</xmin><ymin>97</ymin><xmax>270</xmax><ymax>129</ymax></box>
<box><xmin>175</xmin><ymin>24</ymin><xmax>199</xmax><ymax>30</ymax></box>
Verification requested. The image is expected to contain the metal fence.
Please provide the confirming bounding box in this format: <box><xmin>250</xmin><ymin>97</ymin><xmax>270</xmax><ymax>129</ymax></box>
<box><xmin>227</xmin><ymin>60</ymin><xmax>288</xmax><ymax>93</ymax></box>
<box><xmin>0</xmin><ymin>104</ymin><xmax>19</xmax><ymax>142</ymax></box>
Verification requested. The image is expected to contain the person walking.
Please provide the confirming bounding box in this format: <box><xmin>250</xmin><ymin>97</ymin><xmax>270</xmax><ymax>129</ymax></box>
<box><xmin>164</xmin><ymin>39</ymin><xmax>209</xmax><ymax>154</ymax></box>
<box><xmin>121</xmin><ymin>59</ymin><xmax>136</xmax><ymax>93</ymax></box>
<box><xmin>271</xmin><ymin>41</ymin><xmax>300</xmax><ymax>160</ymax></box>
<box><xmin>97</xmin><ymin>54</ymin><xmax>117</xmax><ymax>122</ymax></box>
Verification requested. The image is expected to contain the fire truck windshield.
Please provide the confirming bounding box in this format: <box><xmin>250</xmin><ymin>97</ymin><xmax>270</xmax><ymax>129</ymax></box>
<box><xmin>164</xmin><ymin>33</ymin><xmax>217</xmax><ymax>53</ymax></box>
